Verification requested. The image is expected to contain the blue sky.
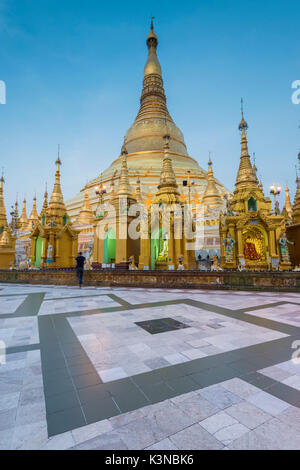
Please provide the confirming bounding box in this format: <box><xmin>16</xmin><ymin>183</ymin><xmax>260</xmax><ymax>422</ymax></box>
<box><xmin>0</xmin><ymin>0</ymin><xmax>299</xmax><ymax>215</ymax></box>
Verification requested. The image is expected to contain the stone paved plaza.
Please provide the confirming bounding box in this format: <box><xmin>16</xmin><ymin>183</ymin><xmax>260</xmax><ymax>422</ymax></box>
<box><xmin>0</xmin><ymin>283</ymin><xmax>300</xmax><ymax>450</ymax></box>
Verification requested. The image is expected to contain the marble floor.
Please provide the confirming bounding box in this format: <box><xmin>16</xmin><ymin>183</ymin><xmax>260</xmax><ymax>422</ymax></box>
<box><xmin>0</xmin><ymin>283</ymin><xmax>300</xmax><ymax>450</ymax></box>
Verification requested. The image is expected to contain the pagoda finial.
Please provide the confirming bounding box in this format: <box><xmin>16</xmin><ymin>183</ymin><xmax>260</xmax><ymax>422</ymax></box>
<box><xmin>235</xmin><ymin>108</ymin><xmax>258</xmax><ymax>188</ymax></box>
<box><xmin>238</xmin><ymin>98</ymin><xmax>248</xmax><ymax>134</ymax></box>
<box><xmin>151</xmin><ymin>16</ymin><xmax>155</xmax><ymax>31</ymax></box>
<box><xmin>144</xmin><ymin>16</ymin><xmax>161</xmax><ymax>77</ymax></box>
<box><xmin>56</xmin><ymin>145</ymin><xmax>61</xmax><ymax>168</ymax></box>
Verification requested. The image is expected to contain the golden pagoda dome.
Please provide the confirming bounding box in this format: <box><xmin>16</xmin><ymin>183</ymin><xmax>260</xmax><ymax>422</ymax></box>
<box><xmin>66</xmin><ymin>22</ymin><xmax>229</xmax><ymax>220</ymax></box>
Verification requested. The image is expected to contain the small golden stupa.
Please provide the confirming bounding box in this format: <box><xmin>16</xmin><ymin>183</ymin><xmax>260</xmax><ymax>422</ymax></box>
<box><xmin>19</xmin><ymin>198</ymin><xmax>29</xmax><ymax>232</ymax></box>
<box><xmin>30</xmin><ymin>155</ymin><xmax>79</xmax><ymax>268</ymax></box>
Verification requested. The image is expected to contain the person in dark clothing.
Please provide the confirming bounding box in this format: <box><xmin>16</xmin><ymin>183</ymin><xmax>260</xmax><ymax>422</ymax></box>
<box><xmin>75</xmin><ymin>252</ymin><xmax>86</xmax><ymax>288</ymax></box>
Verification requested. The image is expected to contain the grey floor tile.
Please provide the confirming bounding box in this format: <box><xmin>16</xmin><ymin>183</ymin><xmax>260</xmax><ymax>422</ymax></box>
<box><xmin>47</xmin><ymin>406</ymin><xmax>86</xmax><ymax>437</ymax></box>
<box><xmin>0</xmin><ymin>408</ymin><xmax>17</xmax><ymax>431</ymax></box>
<box><xmin>83</xmin><ymin>396</ymin><xmax>120</xmax><ymax>423</ymax></box>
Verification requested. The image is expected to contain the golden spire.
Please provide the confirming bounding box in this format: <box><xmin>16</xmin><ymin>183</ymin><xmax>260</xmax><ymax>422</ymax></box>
<box><xmin>144</xmin><ymin>17</ymin><xmax>161</xmax><ymax>77</ymax></box>
<box><xmin>235</xmin><ymin>107</ymin><xmax>258</xmax><ymax>189</ymax></box>
<box><xmin>158</xmin><ymin>135</ymin><xmax>178</xmax><ymax>189</ymax></box>
<box><xmin>47</xmin><ymin>149</ymin><xmax>68</xmax><ymax>221</ymax></box>
<box><xmin>135</xmin><ymin>20</ymin><xmax>172</xmax><ymax>124</ymax></box>
<box><xmin>230</xmin><ymin>105</ymin><xmax>272</xmax><ymax>215</ymax></box>
<box><xmin>76</xmin><ymin>183</ymin><xmax>94</xmax><ymax>225</ymax></box>
<box><xmin>0</xmin><ymin>172</ymin><xmax>8</xmax><ymax>228</ymax></box>
<box><xmin>283</xmin><ymin>186</ymin><xmax>293</xmax><ymax>218</ymax></box>
<box><xmin>292</xmin><ymin>152</ymin><xmax>300</xmax><ymax>224</ymax></box>
<box><xmin>154</xmin><ymin>135</ymin><xmax>180</xmax><ymax>203</ymax></box>
<box><xmin>41</xmin><ymin>184</ymin><xmax>48</xmax><ymax>216</ymax></box>
<box><xmin>122</xmin><ymin>21</ymin><xmax>188</xmax><ymax>157</ymax></box>
<box><xmin>19</xmin><ymin>198</ymin><xmax>28</xmax><ymax>230</ymax></box>
<box><xmin>116</xmin><ymin>146</ymin><xmax>133</xmax><ymax>197</ymax></box>
<box><xmin>27</xmin><ymin>195</ymin><xmax>39</xmax><ymax>230</ymax></box>
<box><xmin>135</xmin><ymin>175</ymin><xmax>143</xmax><ymax>203</ymax></box>
<box><xmin>202</xmin><ymin>157</ymin><xmax>222</xmax><ymax>207</ymax></box>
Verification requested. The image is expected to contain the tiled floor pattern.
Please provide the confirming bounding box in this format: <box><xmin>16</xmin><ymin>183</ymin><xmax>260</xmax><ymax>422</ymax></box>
<box><xmin>0</xmin><ymin>283</ymin><xmax>300</xmax><ymax>449</ymax></box>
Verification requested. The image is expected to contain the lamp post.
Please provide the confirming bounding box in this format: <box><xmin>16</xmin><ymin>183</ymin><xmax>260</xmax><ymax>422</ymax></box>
<box><xmin>270</xmin><ymin>183</ymin><xmax>281</xmax><ymax>214</ymax></box>
<box><xmin>183</xmin><ymin>170</ymin><xmax>194</xmax><ymax>205</ymax></box>
<box><xmin>10</xmin><ymin>202</ymin><xmax>19</xmax><ymax>236</ymax></box>
<box><xmin>94</xmin><ymin>179</ymin><xmax>107</xmax><ymax>218</ymax></box>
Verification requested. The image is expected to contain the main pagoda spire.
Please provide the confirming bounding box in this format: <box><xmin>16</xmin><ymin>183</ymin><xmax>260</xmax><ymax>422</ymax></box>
<box><xmin>135</xmin><ymin>19</ymin><xmax>171</xmax><ymax>123</ymax></box>
<box><xmin>122</xmin><ymin>20</ymin><xmax>188</xmax><ymax>157</ymax></box>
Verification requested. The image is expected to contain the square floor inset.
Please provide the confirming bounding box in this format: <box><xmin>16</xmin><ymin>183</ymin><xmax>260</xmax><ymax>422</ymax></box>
<box><xmin>135</xmin><ymin>317</ymin><xmax>190</xmax><ymax>335</ymax></box>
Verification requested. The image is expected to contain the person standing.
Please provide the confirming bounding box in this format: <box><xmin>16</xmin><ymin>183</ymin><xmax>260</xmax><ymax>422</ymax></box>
<box><xmin>75</xmin><ymin>252</ymin><xmax>86</xmax><ymax>288</ymax></box>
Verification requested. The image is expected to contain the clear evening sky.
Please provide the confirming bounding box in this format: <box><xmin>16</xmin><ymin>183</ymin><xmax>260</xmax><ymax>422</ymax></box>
<box><xmin>0</xmin><ymin>0</ymin><xmax>299</xmax><ymax>214</ymax></box>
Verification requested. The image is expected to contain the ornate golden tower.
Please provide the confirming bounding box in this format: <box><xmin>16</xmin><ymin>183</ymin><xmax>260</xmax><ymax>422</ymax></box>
<box><xmin>220</xmin><ymin>110</ymin><xmax>287</xmax><ymax>270</ymax></box>
<box><xmin>30</xmin><ymin>156</ymin><xmax>79</xmax><ymax>268</ymax></box>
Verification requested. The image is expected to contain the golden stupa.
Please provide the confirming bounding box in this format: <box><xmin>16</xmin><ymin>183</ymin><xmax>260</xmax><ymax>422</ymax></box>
<box><xmin>220</xmin><ymin>111</ymin><xmax>288</xmax><ymax>271</ymax></box>
<box><xmin>30</xmin><ymin>156</ymin><xmax>79</xmax><ymax>268</ymax></box>
<box><xmin>66</xmin><ymin>21</ymin><xmax>229</xmax><ymax>220</ymax></box>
